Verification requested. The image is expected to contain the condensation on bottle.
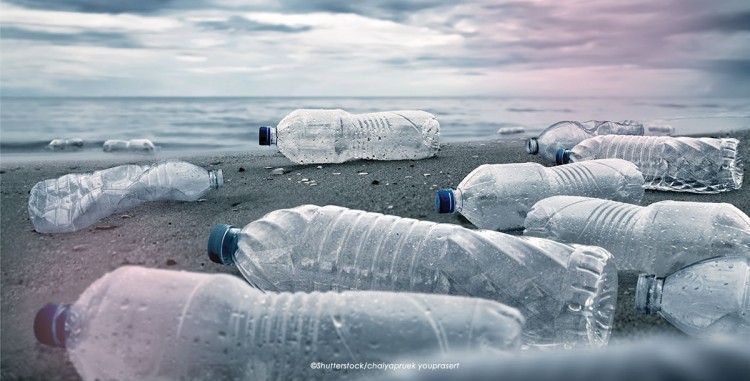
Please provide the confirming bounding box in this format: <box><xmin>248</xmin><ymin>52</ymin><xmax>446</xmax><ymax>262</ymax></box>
<box><xmin>259</xmin><ymin>109</ymin><xmax>440</xmax><ymax>164</ymax></box>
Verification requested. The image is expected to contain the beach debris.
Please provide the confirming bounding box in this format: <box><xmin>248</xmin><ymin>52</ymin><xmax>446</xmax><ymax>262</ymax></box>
<box><xmin>238</xmin><ymin>167</ymin><xmax>246</xmax><ymax>172</ymax></box>
<box><xmin>527</xmin><ymin>120</ymin><xmax>644</xmax><ymax>163</ymax></box>
<box><xmin>28</xmin><ymin>161</ymin><xmax>223</xmax><ymax>233</ymax></box>
<box><xmin>372</xmin><ymin>180</ymin><xmax>380</xmax><ymax>185</ymax></box>
<box><xmin>316</xmin><ymin>165</ymin><xmax>323</xmax><ymax>169</ymax></box>
<box><xmin>647</xmin><ymin>125</ymin><xmax>675</xmax><ymax>135</ymax></box>
<box><xmin>496</xmin><ymin>127</ymin><xmax>526</xmax><ymax>135</ymax></box>
<box><xmin>270</xmin><ymin>168</ymin><xmax>286</xmax><ymax>175</ymax></box>
<box><xmin>332</xmin><ymin>172</ymin><xmax>341</xmax><ymax>175</ymax></box>
<box><xmin>423</xmin><ymin>173</ymin><xmax>431</xmax><ymax>177</ymax></box>
<box><xmin>387</xmin><ymin>205</ymin><xmax>394</xmax><ymax>209</ymax></box>
<box><xmin>358</xmin><ymin>172</ymin><xmax>368</xmax><ymax>175</ymax></box>
<box><xmin>120</xmin><ymin>215</ymin><xmax>132</xmax><ymax>219</ymax></box>
<box><xmin>103</xmin><ymin>139</ymin><xmax>157</xmax><ymax>154</ymax></box>
<box><xmin>47</xmin><ymin>138</ymin><xmax>84</xmax><ymax>151</ymax></box>
<box><xmin>264</xmin><ymin>166</ymin><xmax>273</xmax><ymax>169</ymax></box>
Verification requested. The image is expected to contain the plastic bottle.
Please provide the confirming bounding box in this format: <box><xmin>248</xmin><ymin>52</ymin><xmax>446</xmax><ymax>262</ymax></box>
<box><xmin>259</xmin><ymin>109</ymin><xmax>440</xmax><ymax>164</ymax></box>
<box><xmin>103</xmin><ymin>139</ymin><xmax>157</xmax><ymax>153</ymax></box>
<box><xmin>556</xmin><ymin>136</ymin><xmax>743</xmax><ymax>193</ymax></box>
<box><xmin>28</xmin><ymin>161</ymin><xmax>223</xmax><ymax>233</ymax></box>
<box><xmin>524</xmin><ymin>196</ymin><xmax>750</xmax><ymax>276</ymax></box>
<box><xmin>526</xmin><ymin>120</ymin><xmax>644</xmax><ymax>163</ymax></box>
<box><xmin>435</xmin><ymin>159</ymin><xmax>644</xmax><ymax>230</ymax></box>
<box><xmin>47</xmin><ymin>138</ymin><xmax>84</xmax><ymax>151</ymax></box>
<box><xmin>636</xmin><ymin>256</ymin><xmax>749</xmax><ymax>338</ymax></box>
<box><xmin>208</xmin><ymin>205</ymin><xmax>618</xmax><ymax>350</ymax></box>
<box><xmin>34</xmin><ymin>266</ymin><xmax>524</xmax><ymax>381</ymax></box>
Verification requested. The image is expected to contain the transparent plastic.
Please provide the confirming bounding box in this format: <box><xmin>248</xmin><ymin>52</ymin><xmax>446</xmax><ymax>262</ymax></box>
<box><xmin>47</xmin><ymin>138</ymin><xmax>84</xmax><ymax>151</ymax></box>
<box><xmin>439</xmin><ymin>159</ymin><xmax>644</xmax><ymax>230</ymax></box>
<box><xmin>103</xmin><ymin>139</ymin><xmax>157</xmax><ymax>153</ymax></box>
<box><xmin>524</xmin><ymin>196</ymin><xmax>750</xmax><ymax>276</ymax></box>
<box><xmin>562</xmin><ymin>136</ymin><xmax>743</xmax><ymax>193</ymax></box>
<box><xmin>42</xmin><ymin>266</ymin><xmax>524</xmax><ymax>381</ymax></box>
<box><xmin>635</xmin><ymin>256</ymin><xmax>749</xmax><ymax>338</ymax></box>
<box><xmin>267</xmin><ymin>109</ymin><xmax>440</xmax><ymax>164</ymax></box>
<box><xmin>28</xmin><ymin>161</ymin><xmax>223</xmax><ymax>233</ymax></box>
<box><xmin>526</xmin><ymin>120</ymin><xmax>644</xmax><ymax>162</ymax></box>
<box><xmin>214</xmin><ymin>205</ymin><xmax>618</xmax><ymax>349</ymax></box>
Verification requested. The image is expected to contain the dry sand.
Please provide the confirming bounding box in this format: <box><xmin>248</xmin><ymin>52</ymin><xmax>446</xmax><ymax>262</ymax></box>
<box><xmin>1</xmin><ymin>130</ymin><xmax>747</xmax><ymax>379</ymax></box>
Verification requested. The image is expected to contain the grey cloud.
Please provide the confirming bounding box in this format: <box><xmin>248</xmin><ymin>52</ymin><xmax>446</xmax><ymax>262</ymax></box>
<box><xmin>197</xmin><ymin>16</ymin><xmax>312</xmax><ymax>33</ymax></box>
<box><xmin>0</xmin><ymin>27</ymin><xmax>141</xmax><ymax>48</ymax></box>
<box><xmin>275</xmin><ymin>0</ymin><xmax>452</xmax><ymax>21</ymax></box>
<box><xmin>3</xmin><ymin>0</ymin><xmax>179</xmax><ymax>14</ymax></box>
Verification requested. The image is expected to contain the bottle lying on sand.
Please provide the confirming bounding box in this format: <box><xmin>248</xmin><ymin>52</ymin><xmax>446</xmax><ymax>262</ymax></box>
<box><xmin>636</xmin><ymin>256</ymin><xmax>750</xmax><ymax>338</ymax></box>
<box><xmin>34</xmin><ymin>266</ymin><xmax>524</xmax><ymax>381</ymax></box>
<box><xmin>259</xmin><ymin>109</ymin><xmax>440</xmax><ymax>164</ymax></box>
<box><xmin>556</xmin><ymin>136</ymin><xmax>743</xmax><ymax>193</ymax></box>
<box><xmin>47</xmin><ymin>138</ymin><xmax>84</xmax><ymax>151</ymax></box>
<box><xmin>28</xmin><ymin>161</ymin><xmax>223</xmax><ymax>233</ymax></box>
<box><xmin>526</xmin><ymin>120</ymin><xmax>645</xmax><ymax>163</ymax></box>
<box><xmin>524</xmin><ymin>196</ymin><xmax>750</xmax><ymax>276</ymax></box>
<box><xmin>208</xmin><ymin>205</ymin><xmax>617</xmax><ymax>350</ymax></box>
<box><xmin>103</xmin><ymin>139</ymin><xmax>157</xmax><ymax>153</ymax></box>
<box><xmin>435</xmin><ymin>159</ymin><xmax>644</xmax><ymax>230</ymax></box>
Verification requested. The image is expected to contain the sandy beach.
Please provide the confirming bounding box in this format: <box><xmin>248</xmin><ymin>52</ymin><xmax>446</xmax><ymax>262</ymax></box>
<box><xmin>1</xmin><ymin>130</ymin><xmax>747</xmax><ymax>380</ymax></box>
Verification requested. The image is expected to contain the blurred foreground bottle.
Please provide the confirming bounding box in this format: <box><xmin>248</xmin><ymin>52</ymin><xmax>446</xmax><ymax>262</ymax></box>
<box><xmin>556</xmin><ymin>136</ymin><xmax>742</xmax><ymax>193</ymax></box>
<box><xmin>259</xmin><ymin>109</ymin><xmax>440</xmax><ymax>164</ymax></box>
<box><xmin>526</xmin><ymin>120</ymin><xmax>645</xmax><ymax>163</ymax></box>
<box><xmin>208</xmin><ymin>205</ymin><xmax>617</xmax><ymax>350</ymax></box>
<box><xmin>524</xmin><ymin>196</ymin><xmax>750</xmax><ymax>276</ymax></box>
<box><xmin>636</xmin><ymin>256</ymin><xmax>750</xmax><ymax>338</ymax></box>
<box><xmin>34</xmin><ymin>266</ymin><xmax>524</xmax><ymax>381</ymax></box>
<box><xmin>103</xmin><ymin>138</ymin><xmax>157</xmax><ymax>153</ymax></box>
<box><xmin>28</xmin><ymin>161</ymin><xmax>223</xmax><ymax>233</ymax></box>
<box><xmin>435</xmin><ymin>159</ymin><xmax>644</xmax><ymax>230</ymax></box>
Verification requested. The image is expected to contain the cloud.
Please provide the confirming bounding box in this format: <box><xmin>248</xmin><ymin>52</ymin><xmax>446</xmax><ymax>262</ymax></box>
<box><xmin>1</xmin><ymin>27</ymin><xmax>141</xmax><ymax>48</ymax></box>
<box><xmin>196</xmin><ymin>15</ymin><xmax>312</xmax><ymax>33</ymax></box>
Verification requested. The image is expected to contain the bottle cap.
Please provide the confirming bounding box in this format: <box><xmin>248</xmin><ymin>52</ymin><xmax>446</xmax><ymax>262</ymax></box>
<box><xmin>526</xmin><ymin>138</ymin><xmax>539</xmax><ymax>154</ymax></box>
<box><xmin>208</xmin><ymin>224</ymin><xmax>239</xmax><ymax>265</ymax></box>
<box><xmin>435</xmin><ymin>189</ymin><xmax>456</xmax><ymax>214</ymax></box>
<box><xmin>259</xmin><ymin>127</ymin><xmax>272</xmax><ymax>146</ymax></box>
<box><xmin>555</xmin><ymin>149</ymin><xmax>571</xmax><ymax>165</ymax></box>
<box><xmin>635</xmin><ymin>274</ymin><xmax>663</xmax><ymax>314</ymax></box>
<box><xmin>34</xmin><ymin>303</ymin><xmax>70</xmax><ymax>348</ymax></box>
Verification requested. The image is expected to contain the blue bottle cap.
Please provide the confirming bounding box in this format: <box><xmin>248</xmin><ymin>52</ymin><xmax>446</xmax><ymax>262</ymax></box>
<box><xmin>208</xmin><ymin>224</ymin><xmax>239</xmax><ymax>265</ymax></box>
<box><xmin>435</xmin><ymin>189</ymin><xmax>456</xmax><ymax>214</ymax></box>
<box><xmin>34</xmin><ymin>303</ymin><xmax>70</xmax><ymax>348</ymax></box>
<box><xmin>259</xmin><ymin>127</ymin><xmax>271</xmax><ymax>146</ymax></box>
<box><xmin>555</xmin><ymin>149</ymin><xmax>571</xmax><ymax>165</ymax></box>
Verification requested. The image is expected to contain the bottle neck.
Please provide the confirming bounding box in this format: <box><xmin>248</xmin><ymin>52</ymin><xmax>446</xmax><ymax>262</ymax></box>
<box><xmin>269</xmin><ymin>127</ymin><xmax>277</xmax><ymax>145</ymax></box>
<box><xmin>526</xmin><ymin>138</ymin><xmax>539</xmax><ymax>154</ymax></box>
<box><xmin>635</xmin><ymin>274</ymin><xmax>664</xmax><ymax>314</ymax></box>
<box><xmin>209</xmin><ymin>169</ymin><xmax>224</xmax><ymax>189</ymax></box>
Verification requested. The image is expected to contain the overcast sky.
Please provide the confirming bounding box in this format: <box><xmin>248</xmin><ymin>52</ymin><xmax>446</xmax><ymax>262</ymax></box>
<box><xmin>1</xmin><ymin>0</ymin><xmax>748</xmax><ymax>97</ymax></box>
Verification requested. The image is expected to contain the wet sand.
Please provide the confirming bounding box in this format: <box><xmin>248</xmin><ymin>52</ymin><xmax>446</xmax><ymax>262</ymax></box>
<box><xmin>1</xmin><ymin>130</ymin><xmax>747</xmax><ymax>379</ymax></box>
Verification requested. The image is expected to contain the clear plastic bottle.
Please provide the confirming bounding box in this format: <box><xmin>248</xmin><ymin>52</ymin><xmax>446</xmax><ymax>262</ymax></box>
<box><xmin>435</xmin><ymin>159</ymin><xmax>644</xmax><ymax>230</ymax></box>
<box><xmin>28</xmin><ymin>161</ymin><xmax>223</xmax><ymax>233</ymax></box>
<box><xmin>636</xmin><ymin>256</ymin><xmax>750</xmax><ymax>338</ymax></box>
<box><xmin>208</xmin><ymin>205</ymin><xmax>618</xmax><ymax>350</ymax></box>
<box><xmin>103</xmin><ymin>139</ymin><xmax>157</xmax><ymax>153</ymax></box>
<box><xmin>556</xmin><ymin>135</ymin><xmax>743</xmax><ymax>193</ymax></box>
<box><xmin>526</xmin><ymin>120</ymin><xmax>644</xmax><ymax>163</ymax></box>
<box><xmin>34</xmin><ymin>266</ymin><xmax>524</xmax><ymax>381</ymax></box>
<box><xmin>47</xmin><ymin>138</ymin><xmax>84</xmax><ymax>151</ymax></box>
<box><xmin>524</xmin><ymin>196</ymin><xmax>750</xmax><ymax>276</ymax></box>
<box><xmin>259</xmin><ymin>109</ymin><xmax>440</xmax><ymax>164</ymax></box>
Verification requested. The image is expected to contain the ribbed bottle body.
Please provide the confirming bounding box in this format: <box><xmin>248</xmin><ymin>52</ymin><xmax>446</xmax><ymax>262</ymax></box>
<box><xmin>233</xmin><ymin>205</ymin><xmax>617</xmax><ymax>349</ymax></box>
<box><xmin>275</xmin><ymin>109</ymin><xmax>440</xmax><ymax>164</ymax></box>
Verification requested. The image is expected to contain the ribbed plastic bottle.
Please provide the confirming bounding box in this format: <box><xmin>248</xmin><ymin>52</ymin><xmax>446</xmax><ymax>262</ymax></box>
<box><xmin>556</xmin><ymin>136</ymin><xmax>743</xmax><ymax>193</ymax></box>
<box><xmin>208</xmin><ymin>205</ymin><xmax>618</xmax><ymax>350</ymax></box>
<box><xmin>259</xmin><ymin>109</ymin><xmax>440</xmax><ymax>164</ymax></box>
<box><xmin>526</xmin><ymin>120</ymin><xmax>644</xmax><ymax>163</ymax></box>
<box><xmin>636</xmin><ymin>256</ymin><xmax>749</xmax><ymax>338</ymax></box>
<box><xmin>28</xmin><ymin>161</ymin><xmax>223</xmax><ymax>233</ymax></box>
<box><xmin>103</xmin><ymin>139</ymin><xmax>156</xmax><ymax>153</ymax></box>
<box><xmin>435</xmin><ymin>159</ymin><xmax>644</xmax><ymax>230</ymax></box>
<box><xmin>34</xmin><ymin>266</ymin><xmax>524</xmax><ymax>381</ymax></box>
<box><xmin>524</xmin><ymin>196</ymin><xmax>750</xmax><ymax>276</ymax></box>
<box><xmin>47</xmin><ymin>138</ymin><xmax>84</xmax><ymax>151</ymax></box>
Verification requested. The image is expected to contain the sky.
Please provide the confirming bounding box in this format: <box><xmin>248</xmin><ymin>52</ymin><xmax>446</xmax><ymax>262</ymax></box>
<box><xmin>1</xmin><ymin>0</ymin><xmax>748</xmax><ymax>97</ymax></box>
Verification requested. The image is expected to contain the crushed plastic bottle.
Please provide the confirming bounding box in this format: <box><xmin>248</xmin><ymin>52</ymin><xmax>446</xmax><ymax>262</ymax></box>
<box><xmin>34</xmin><ymin>266</ymin><xmax>524</xmax><ymax>381</ymax></box>
<box><xmin>208</xmin><ymin>205</ymin><xmax>618</xmax><ymax>350</ymax></box>
<box><xmin>524</xmin><ymin>196</ymin><xmax>750</xmax><ymax>276</ymax></box>
<box><xmin>556</xmin><ymin>136</ymin><xmax>743</xmax><ymax>193</ymax></box>
<box><xmin>28</xmin><ymin>161</ymin><xmax>223</xmax><ymax>233</ymax></box>
<box><xmin>636</xmin><ymin>256</ymin><xmax>750</xmax><ymax>338</ymax></box>
<box><xmin>526</xmin><ymin>120</ymin><xmax>644</xmax><ymax>163</ymax></box>
<box><xmin>259</xmin><ymin>109</ymin><xmax>440</xmax><ymax>164</ymax></box>
<box><xmin>47</xmin><ymin>138</ymin><xmax>84</xmax><ymax>151</ymax></box>
<box><xmin>103</xmin><ymin>139</ymin><xmax>157</xmax><ymax>153</ymax></box>
<box><xmin>435</xmin><ymin>159</ymin><xmax>644</xmax><ymax>230</ymax></box>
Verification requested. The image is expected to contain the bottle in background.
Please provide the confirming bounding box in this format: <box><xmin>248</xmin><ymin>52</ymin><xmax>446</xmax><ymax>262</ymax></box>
<box><xmin>526</xmin><ymin>120</ymin><xmax>644</xmax><ymax>163</ymax></box>
<box><xmin>103</xmin><ymin>139</ymin><xmax>157</xmax><ymax>153</ymax></box>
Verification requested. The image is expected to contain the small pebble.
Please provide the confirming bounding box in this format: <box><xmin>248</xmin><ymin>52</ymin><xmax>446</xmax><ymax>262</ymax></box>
<box><xmin>372</xmin><ymin>180</ymin><xmax>380</xmax><ymax>185</ymax></box>
<box><xmin>264</xmin><ymin>166</ymin><xmax>272</xmax><ymax>169</ymax></box>
<box><xmin>332</xmin><ymin>172</ymin><xmax>341</xmax><ymax>175</ymax></box>
<box><xmin>197</xmin><ymin>198</ymin><xmax>207</xmax><ymax>202</ymax></box>
<box><xmin>316</xmin><ymin>165</ymin><xmax>323</xmax><ymax>169</ymax></box>
<box><xmin>423</xmin><ymin>173</ymin><xmax>431</xmax><ymax>177</ymax></box>
<box><xmin>271</xmin><ymin>168</ymin><xmax>285</xmax><ymax>175</ymax></box>
<box><xmin>166</xmin><ymin>259</ymin><xmax>177</xmax><ymax>266</ymax></box>
<box><xmin>404</xmin><ymin>175</ymin><xmax>413</xmax><ymax>179</ymax></box>
<box><xmin>239</xmin><ymin>167</ymin><xmax>246</xmax><ymax>172</ymax></box>
<box><xmin>120</xmin><ymin>215</ymin><xmax>132</xmax><ymax>219</ymax></box>
<box><xmin>387</xmin><ymin>205</ymin><xmax>394</xmax><ymax>209</ymax></box>
<box><xmin>358</xmin><ymin>172</ymin><xmax>368</xmax><ymax>175</ymax></box>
